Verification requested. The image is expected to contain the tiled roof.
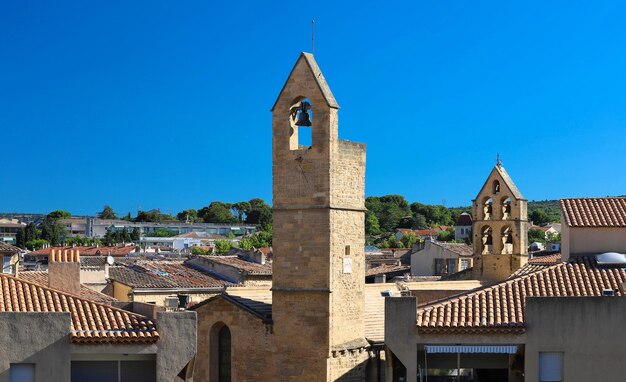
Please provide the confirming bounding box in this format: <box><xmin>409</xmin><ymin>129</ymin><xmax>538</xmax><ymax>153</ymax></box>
<box><xmin>191</xmin><ymin>287</ymin><xmax>273</xmax><ymax>321</ymax></box>
<box><xmin>0</xmin><ymin>273</ymin><xmax>157</xmax><ymax>343</ymax></box>
<box><xmin>528</xmin><ymin>253</ymin><xmax>562</xmax><ymax>265</ymax></box>
<box><xmin>109</xmin><ymin>261</ymin><xmax>233</xmax><ymax>289</ymax></box>
<box><xmin>80</xmin><ymin>256</ymin><xmax>108</xmax><ymax>267</ymax></box>
<box><xmin>430</xmin><ymin>241</ymin><xmax>473</xmax><ymax>257</ymax></box>
<box><xmin>197</xmin><ymin>255</ymin><xmax>272</xmax><ymax>275</ymax></box>
<box><xmin>30</xmin><ymin>246</ymin><xmax>136</xmax><ymax>256</ymax></box>
<box><xmin>416</xmin><ymin>256</ymin><xmax>626</xmax><ymax>334</ymax></box>
<box><xmin>18</xmin><ymin>271</ymin><xmax>117</xmax><ymax>303</ymax></box>
<box><xmin>561</xmin><ymin>197</ymin><xmax>626</xmax><ymax>227</ymax></box>
<box><xmin>455</xmin><ymin>213</ymin><xmax>473</xmax><ymax>226</ymax></box>
<box><xmin>366</xmin><ymin>264</ymin><xmax>410</xmax><ymax>277</ymax></box>
<box><xmin>0</xmin><ymin>243</ymin><xmax>21</xmax><ymax>254</ymax></box>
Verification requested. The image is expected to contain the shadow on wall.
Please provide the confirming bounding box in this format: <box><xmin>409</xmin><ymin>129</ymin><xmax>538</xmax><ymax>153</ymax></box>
<box><xmin>0</xmin><ymin>336</ymin><xmax>71</xmax><ymax>382</ymax></box>
<box><xmin>334</xmin><ymin>354</ymin><xmax>386</xmax><ymax>382</ymax></box>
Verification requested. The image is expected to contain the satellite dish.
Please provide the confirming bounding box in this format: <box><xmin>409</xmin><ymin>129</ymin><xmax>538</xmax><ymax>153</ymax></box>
<box><xmin>106</xmin><ymin>255</ymin><xmax>115</xmax><ymax>265</ymax></box>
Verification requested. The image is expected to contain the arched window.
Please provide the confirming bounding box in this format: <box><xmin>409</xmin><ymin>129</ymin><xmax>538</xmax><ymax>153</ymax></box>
<box><xmin>209</xmin><ymin>322</ymin><xmax>232</xmax><ymax>382</ymax></box>
<box><xmin>218</xmin><ymin>326</ymin><xmax>231</xmax><ymax>382</ymax></box>
<box><xmin>483</xmin><ymin>197</ymin><xmax>493</xmax><ymax>220</ymax></box>
<box><xmin>501</xmin><ymin>197</ymin><xmax>512</xmax><ymax>219</ymax></box>
<box><xmin>289</xmin><ymin>97</ymin><xmax>312</xmax><ymax>150</ymax></box>
<box><xmin>493</xmin><ymin>180</ymin><xmax>501</xmax><ymax>194</ymax></box>
<box><xmin>481</xmin><ymin>226</ymin><xmax>493</xmax><ymax>254</ymax></box>
<box><xmin>501</xmin><ymin>226</ymin><xmax>513</xmax><ymax>254</ymax></box>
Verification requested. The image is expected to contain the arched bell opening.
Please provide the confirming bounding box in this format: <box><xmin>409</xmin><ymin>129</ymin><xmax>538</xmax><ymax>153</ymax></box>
<box><xmin>501</xmin><ymin>196</ymin><xmax>512</xmax><ymax>220</ymax></box>
<box><xmin>501</xmin><ymin>226</ymin><xmax>514</xmax><ymax>254</ymax></box>
<box><xmin>481</xmin><ymin>226</ymin><xmax>493</xmax><ymax>254</ymax></box>
<box><xmin>483</xmin><ymin>197</ymin><xmax>493</xmax><ymax>220</ymax></box>
<box><xmin>493</xmin><ymin>180</ymin><xmax>501</xmax><ymax>195</ymax></box>
<box><xmin>289</xmin><ymin>97</ymin><xmax>313</xmax><ymax>150</ymax></box>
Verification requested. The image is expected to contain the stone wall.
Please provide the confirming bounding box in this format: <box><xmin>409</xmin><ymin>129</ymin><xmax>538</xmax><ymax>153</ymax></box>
<box><xmin>194</xmin><ymin>298</ymin><xmax>272</xmax><ymax>382</ymax></box>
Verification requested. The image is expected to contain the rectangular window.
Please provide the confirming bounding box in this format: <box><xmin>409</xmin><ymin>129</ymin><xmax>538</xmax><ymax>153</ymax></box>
<box><xmin>434</xmin><ymin>259</ymin><xmax>445</xmax><ymax>275</ymax></box>
<box><xmin>447</xmin><ymin>259</ymin><xmax>457</xmax><ymax>274</ymax></box>
<box><xmin>10</xmin><ymin>364</ymin><xmax>35</xmax><ymax>382</ymax></box>
<box><xmin>539</xmin><ymin>352</ymin><xmax>563</xmax><ymax>382</ymax></box>
<box><xmin>460</xmin><ymin>258</ymin><xmax>470</xmax><ymax>271</ymax></box>
<box><xmin>3</xmin><ymin>256</ymin><xmax>12</xmax><ymax>274</ymax></box>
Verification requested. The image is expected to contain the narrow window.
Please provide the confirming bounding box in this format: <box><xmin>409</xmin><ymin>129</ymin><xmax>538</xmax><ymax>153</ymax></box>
<box><xmin>493</xmin><ymin>180</ymin><xmax>501</xmax><ymax>194</ymax></box>
<box><xmin>539</xmin><ymin>352</ymin><xmax>563</xmax><ymax>382</ymax></box>
<box><xmin>218</xmin><ymin>326</ymin><xmax>232</xmax><ymax>382</ymax></box>
<box><xmin>447</xmin><ymin>259</ymin><xmax>457</xmax><ymax>274</ymax></box>
<box><xmin>10</xmin><ymin>364</ymin><xmax>35</xmax><ymax>382</ymax></box>
<box><xmin>345</xmin><ymin>245</ymin><xmax>351</xmax><ymax>256</ymax></box>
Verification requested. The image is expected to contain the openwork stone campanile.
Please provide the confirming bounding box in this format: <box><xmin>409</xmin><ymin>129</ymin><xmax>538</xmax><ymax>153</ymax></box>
<box><xmin>471</xmin><ymin>162</ymin><xmax>529</xmax><ymax>281</ymax></box>
<box><xmin>271</xmin><ymin>52</ymin><xmax>369</xmax><ymax>381</ymax></box>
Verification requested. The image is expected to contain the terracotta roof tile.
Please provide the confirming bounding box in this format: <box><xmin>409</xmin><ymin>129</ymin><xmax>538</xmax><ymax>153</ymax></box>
<box><xmin>29</xmin><ymin>246</ymin><xmax>136</xmax><ymax>256</ymax></box>
<box><xmin>0</xmin><ymin>244</ymin><xmax>21</xmax><ymax>253</ymax></box>
<box><xmin>18</xmin><ymin>271</ymin><xmax>117</xmax><ymax>304</ymax></box>
<box><xmin>416</xmin><ymin>256</ymin><xmax>626</xmax><ymax>333</ymax></box>
<box><xmin>0</xmin><ymin>273</ymin><xmax>157</xmax><ymax>343</ymax></box>
<box><xmin>561</xmin><ymin>197</ymin><xmax>626</xmax><ymax>227</ymax></box>
<box><xmin>366</xmin><ymin>264</ymin><xmax>410</xmax><ymax>277</ymax></box>
<box><xmin>197</xmin><ymin>255</ymin><xmax>272</xmax><ymax>275</ymax></box>
<box><xmin>109</xmin><ymin>261</ymin><xmax>233</xmax><ymax>289</ymax></box>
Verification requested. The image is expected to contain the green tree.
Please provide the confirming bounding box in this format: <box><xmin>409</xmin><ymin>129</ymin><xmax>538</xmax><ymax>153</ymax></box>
<box><xmin>25</xmin><ymin>239</ymin><xmax>49</xmax><ymax>250</ymax></box>
<box><xmin>365</xmin><ymin>211</ymin><xmax>381</xmax><ymax>235</ymax></box>
<box><xmin>529</xmin><ymin>209</ymin><xmax>550</xmax><ymax>226</ymax></box>
<box><xmin>40</xmin><ymin>212</ymin><xmax>68</xmax><ymax>245</ymax></box>
<box><xmin>131</xmin><ymin>227</ymin><xmax>141</xmax><ymax>241</ymax></box>
<box><xmin>97</xmin><ymin>205</ymin><xmax>117</xmax><ymax>220</ymax></box>
<box><xmin>177</xmin><ymin>209</ymin><xmax>198</xmax><ymax>223</ymax></box>
<box><xmin>528</xmin><ymin>229</ymin><xmax>546</xmax><ymax>244</ymax></box>
<box><xmin>436</xmin><ymin>227</ymin><xmax>456</xmax><ymax>242</ymax></box>
<box><xmin>232</xmin><ymin>202</ymin><xmax>251</xmax><ymax>222</ymax></box>
<box><xmin>365</xmin><ymin>195</ymin><xmax>411</xmax><ymax>232</ymax></box>
<box><xmin>412</xmin><ymin>213</ymin><xmax>428</xmax><ymax>230</ymax></box>
<box><xmin>214</xmin><ymin>239</ymin><xmax>235</xmax><ymax>254</ymax></box>
<box><xmin>199</xmin><ymin>202</ymin><xmax>237</xmax><ymax>224</ymax></box>
<box><xmin>400</xmin><ymin>232</ymin><xmax>418</xmax><ymax>248</ymax></box>
<box><xmin>47</xmin><ymin>210</ymin><xmax>71</xmax><ymax>220</ymax></box>
<box><xmin>134</xmin><ymin>209</ymin><xmax>164</xmax><ymax>222</ymax></box>
<box><xmin>239</xmin><ymin>230</ymin><xmax>273</xmax><ymax>250</ymax></box>
<box><xmin>245</xmin><ymin>199</ymin><xmax>272</xmax><ymax>230</ymax></box>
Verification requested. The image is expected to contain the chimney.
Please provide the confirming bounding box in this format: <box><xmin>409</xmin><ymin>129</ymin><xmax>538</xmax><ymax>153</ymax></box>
<box><xmin>48</xmin><ymin>249</ymin><xmax>81</xmax><ymax>296</ymax></box>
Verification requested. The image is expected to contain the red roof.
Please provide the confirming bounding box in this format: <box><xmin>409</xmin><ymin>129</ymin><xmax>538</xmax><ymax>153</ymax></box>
<box><xmin>561</xmin><ymin>197</ymin><xmax>626</xmax><ymax>227</ymax></box>
<box><xmin>0</xmin><ymin>273</ymin><xmax>158</xmax><ymax>343</ymax></box>
<box><xmin>30</xmin><ymin>246</ymin><xmax>136</xmax><ymax>256</ymax></box>
<box><xmin>416</xmin><ymin>256</ymin><xmax>625</xmax><ymax>334</ymax></box>
<box><xmin>18</xmin><ymin>271</ymin><xmax>117</xmax><ymax>303</ymax></box>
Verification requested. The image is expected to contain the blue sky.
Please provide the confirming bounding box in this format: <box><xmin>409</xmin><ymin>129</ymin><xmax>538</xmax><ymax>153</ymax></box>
<box><xmin>2</xmin><ymin>1</ymin><xmax>626</xmax><ymax>216</ymax></box>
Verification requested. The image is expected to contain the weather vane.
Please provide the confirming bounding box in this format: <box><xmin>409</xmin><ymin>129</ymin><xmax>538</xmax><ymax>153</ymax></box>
<box><xmin>496</xmin><ymin>153</ymin><xmax>502</xmax><ymax>167</ymax></box>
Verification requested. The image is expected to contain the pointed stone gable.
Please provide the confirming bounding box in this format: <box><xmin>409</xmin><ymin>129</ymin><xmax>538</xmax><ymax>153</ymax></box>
<box><xmin>271</xmin><ymin>52</ymin><xmax>339</xmax><ymax>112</ymax></box>
<box><xmin>474</xmin><ymin>164</ymin><xmax>525</xmax><ymax>202</ymax></box>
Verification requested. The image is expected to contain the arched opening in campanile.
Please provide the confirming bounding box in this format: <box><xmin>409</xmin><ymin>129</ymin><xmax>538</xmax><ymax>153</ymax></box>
<box><xmin>289</xmin><ymin>97</ymin><xmax>312</xmax><ymax>150</ymax></box>
<box><xmin>481</xmin><ymin>226</ymin><xmax>493</xmax><ymax>254</ymax></box>
<box><xmin>501</xmin><ymin>196</ymin><xmax>512</xmax><ymax>219</ymax></box>
<box><xmin>209</xmin><ymin>322</ymin><xmax>231</xmax><ymax>382</ymax></box>
<box><xmin>482</xmin><ymin>197</ymin><xmax>493</xmax><ymax>220</ymax></box>
<box><xmin>493</xmin><ymin>179</ymin><xmax>501</xmax><ymax>194</ymax></box>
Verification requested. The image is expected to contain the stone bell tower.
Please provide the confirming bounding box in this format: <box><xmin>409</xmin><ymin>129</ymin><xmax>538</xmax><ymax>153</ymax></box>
<box><xmin>471</xmin><ymin>161</ymin><xmax>529</xmax><ymax>281</ymax></box>
<box><xmin>271</xmin><ymin>52</ymin><xmax>369</xmax><ymax>381</ymax></box>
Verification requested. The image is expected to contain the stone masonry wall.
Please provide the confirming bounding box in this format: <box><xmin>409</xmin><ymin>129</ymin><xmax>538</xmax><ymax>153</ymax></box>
<box><xmin>194</xmin><ymin>298</ymin><xmax>272</xmax><ymax>382</ymax></box>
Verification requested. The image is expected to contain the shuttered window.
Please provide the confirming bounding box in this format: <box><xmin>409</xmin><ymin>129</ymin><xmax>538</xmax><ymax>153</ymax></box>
<box><xmin>539</xmin><ymin>352</ymin><xmax>563</xmax><ymax>382</ymax></box>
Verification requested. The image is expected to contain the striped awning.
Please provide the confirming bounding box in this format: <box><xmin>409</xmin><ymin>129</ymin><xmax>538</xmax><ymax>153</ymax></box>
<box><xmin>425</xmin><ymin>345</ymin><xmax>518</xmax><ymax>354</ymax></box>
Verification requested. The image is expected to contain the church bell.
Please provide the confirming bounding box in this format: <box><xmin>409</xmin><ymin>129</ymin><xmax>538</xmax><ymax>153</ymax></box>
<box><xmin>295</xmin><ymin>101</ymin><xmax>312</xmax><ymax>126</ymax></box>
